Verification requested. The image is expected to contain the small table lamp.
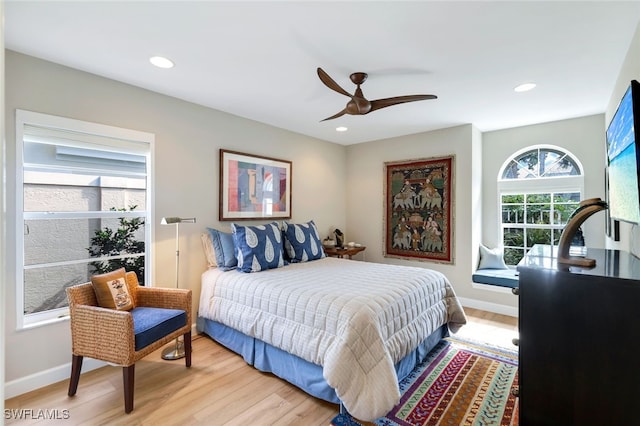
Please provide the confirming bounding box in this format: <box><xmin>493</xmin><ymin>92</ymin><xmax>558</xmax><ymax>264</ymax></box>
<box><xmin>160</xmin><ymin>216</ymin><xmax>196</xmax><ymax>360</ymax></box>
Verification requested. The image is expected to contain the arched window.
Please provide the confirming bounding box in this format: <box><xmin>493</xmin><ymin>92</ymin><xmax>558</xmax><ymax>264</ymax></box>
<box><xmin>498</xmin><ymin>145</ymin><xmax>584</xmax><ymax>265</ymax></box>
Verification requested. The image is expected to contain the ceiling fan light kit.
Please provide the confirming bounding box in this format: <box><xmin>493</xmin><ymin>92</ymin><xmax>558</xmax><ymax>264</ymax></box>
<box><xmin>317</xmin><ymin>67</ymin><xmax>437</xmax><ymax>121</ymax></box>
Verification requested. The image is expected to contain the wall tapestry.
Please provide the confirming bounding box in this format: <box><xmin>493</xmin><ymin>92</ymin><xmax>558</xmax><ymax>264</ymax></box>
<box><xmin>219</xmin><ymin>149</ymin><xmax>292</xmax><ymax>221</ymax></box>
<box><xmin>384</xmin><ymin>155</ymin><xmax>454</xmax><ymax>264</ymax></box>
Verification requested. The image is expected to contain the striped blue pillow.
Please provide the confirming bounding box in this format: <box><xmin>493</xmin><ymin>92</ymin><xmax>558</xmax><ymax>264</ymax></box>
<box><xmin>231</xmin><ymin>222</ymin><xmax>287</xmax><ymax>272</ymax></box>
<box><xmin>206</xmin><ymin>227</ymin><xmax>237</xmax><ymax>271</ymax></box>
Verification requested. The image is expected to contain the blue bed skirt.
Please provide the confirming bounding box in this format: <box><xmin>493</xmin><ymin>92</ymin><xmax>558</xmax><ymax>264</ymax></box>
<box><xmin>197</xmin><ymin>317</ymin><xmax>449</xmax><ymax>404</ymax></box>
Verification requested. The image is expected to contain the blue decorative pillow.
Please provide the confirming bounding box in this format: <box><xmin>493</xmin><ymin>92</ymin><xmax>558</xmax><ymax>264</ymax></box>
<box><xmin>282</xmin><ymin>220</ymin><xmax>325</xmax><ymax>262</ymax></box>
<box><xmin>231</xmin><ymin>222</ymin><xmax>286</xmax><ymax>272</ymax></box>
<box><xmin>207</xmin><ymin>228</ymin><xmax>237</xmax><ymax>271</ymax></box>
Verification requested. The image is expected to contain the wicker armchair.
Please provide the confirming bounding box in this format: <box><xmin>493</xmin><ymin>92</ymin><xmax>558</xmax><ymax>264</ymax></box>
<box><xmin>66</xmin><ymin>271</ymin><xmax>192</xmax><ymax>413</ymax></box>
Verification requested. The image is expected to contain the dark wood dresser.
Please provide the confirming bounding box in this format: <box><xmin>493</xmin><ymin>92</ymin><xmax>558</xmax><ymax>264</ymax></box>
<box><xmin>517</xmin><ymin>245</ymin><xmax>640</xmax><ymax>426</ymax></box>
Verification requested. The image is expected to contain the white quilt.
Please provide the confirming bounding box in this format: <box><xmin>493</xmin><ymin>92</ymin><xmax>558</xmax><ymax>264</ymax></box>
<box><xmin>198</xmin><ymin>257</ymin><xmax>466</xmax><ymax>421</ymax></box>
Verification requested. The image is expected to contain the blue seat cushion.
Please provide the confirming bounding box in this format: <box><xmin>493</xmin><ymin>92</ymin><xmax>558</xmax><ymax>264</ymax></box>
<box><xmin>472</xmin><ymin>269</ymin><xmax>519</xmax><ymax>289</ymax></box>
<box><xmin>131</xmin><ymin>307</ymin><xmax>187</xmax><ymax>351</ymax></box>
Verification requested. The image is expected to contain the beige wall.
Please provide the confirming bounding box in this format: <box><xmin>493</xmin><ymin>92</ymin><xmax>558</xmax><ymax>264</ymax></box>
<box><xmin>344</xmin><ymin>113</ymin><xmax>610</xmax><ymax>314</ymax></box>
<box><xmin>344</xmin><ymin>125</ymin><xmax>515</xmax><ymax>309</ymax></box>
<box><xmin>4</xmin><ymin>50</ymin><xmax>347</xmax><ymax>391</ymax></box>
<box><xmin>1</xmin><ymin>2</ymin><xmax>6</xmax><ymax>411</ymax></box>
<box><xmin>482</xmin><ymin>114</ymin><xmax>607</xmax><ymax>251</ymax></box>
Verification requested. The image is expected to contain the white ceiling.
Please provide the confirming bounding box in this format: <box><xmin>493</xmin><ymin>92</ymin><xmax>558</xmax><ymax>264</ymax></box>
<box><xmin>5</xmin><ymin>1</ymin><xmax>640</xmax><ymax>145</ymax></box>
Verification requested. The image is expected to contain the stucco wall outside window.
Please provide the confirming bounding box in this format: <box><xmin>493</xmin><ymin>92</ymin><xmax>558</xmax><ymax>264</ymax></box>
<box><xmin>23</xmin><ymin>181</ymin><xmax>144</xmax><ymax>314</ymax></box>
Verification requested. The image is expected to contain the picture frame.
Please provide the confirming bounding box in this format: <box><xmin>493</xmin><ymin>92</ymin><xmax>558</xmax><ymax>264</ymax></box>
<box><xmin>219</xmin><ymin>149</ymin><xmax>292</xmax><ymax>221</ymax></box>
<box><xmin>383</xmin><ymin>155</ymin><xmax>454</xmax><ymax>264</ymax></box>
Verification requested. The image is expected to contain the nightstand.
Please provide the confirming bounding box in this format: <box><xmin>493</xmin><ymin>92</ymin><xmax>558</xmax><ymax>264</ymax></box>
<box><xmin>323</xmin><ymin>246</ymin><xmax>366</xmax><ymax>259</ymax></box>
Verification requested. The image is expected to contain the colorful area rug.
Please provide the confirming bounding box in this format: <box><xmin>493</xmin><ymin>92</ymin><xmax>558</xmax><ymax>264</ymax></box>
<box><xmin>331</xmin><ymin>337</ymin><xmax>519</xmax><ymax>426</ymax></box>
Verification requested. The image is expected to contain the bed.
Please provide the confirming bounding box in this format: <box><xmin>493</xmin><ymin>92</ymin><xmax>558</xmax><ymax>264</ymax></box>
<box><xmin>197</xmin><ymin>230</ymin><xmax>467</xmax><ymax>422</ymax></box>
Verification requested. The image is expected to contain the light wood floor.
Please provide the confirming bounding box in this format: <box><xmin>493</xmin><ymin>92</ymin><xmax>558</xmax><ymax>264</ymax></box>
<box><xmin>4</xmin><ymin>308</ymin><xmax>518</xmax><ymax>426</ymax></box>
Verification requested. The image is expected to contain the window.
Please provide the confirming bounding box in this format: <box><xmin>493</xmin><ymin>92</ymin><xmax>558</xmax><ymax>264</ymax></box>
<box><xmin>499</xmin><ymin>146</ymin><xmax>583</xmax><ymax>266</ymax></box>
<box><xmin>16</xmin><ymin>110</ymin><xmax>154</xmax><ymax>328</ymax></box>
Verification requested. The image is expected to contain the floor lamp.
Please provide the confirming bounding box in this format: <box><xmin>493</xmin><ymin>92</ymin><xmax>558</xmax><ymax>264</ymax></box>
<box><xmin>160</xmin><ymin>216</ymin><xmax>196</xmax><ymax>360</ymax></box>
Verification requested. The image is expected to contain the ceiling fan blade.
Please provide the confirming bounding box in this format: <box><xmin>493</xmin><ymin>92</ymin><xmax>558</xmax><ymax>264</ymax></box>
<box><xmin>369</xmin><ymin>94</ymin><xmax>437</xmax><ymax>113</ymax></box>
<box><xmin>320</xmin><ymin>108</ymin><xmax>348</xmax><ymax>122</ymax></box>
<box><xmin>317</xmin><ymin>68</ymin><xmax>353</xmax><ymax>98</ymax></box>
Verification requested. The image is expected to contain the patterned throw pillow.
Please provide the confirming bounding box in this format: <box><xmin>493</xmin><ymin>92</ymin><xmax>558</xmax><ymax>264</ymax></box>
<box><xmin>282</xmin><ymin>220</ymin><xmax>326</xmax><ymax>262</ymax></box>
<box><xmin>207</xmin><ymin>227</ymin><xmax>237</xmax><ymax>271</ymax></box>
<box><xmin>232</xmin><ymin>222</ymin><xmax>287</xmax><ymax>272</ymax></box>
<box><xmin>90</xmin><ymin>268</ymin><xmax>135</xmax><ymax>311</ymax></box>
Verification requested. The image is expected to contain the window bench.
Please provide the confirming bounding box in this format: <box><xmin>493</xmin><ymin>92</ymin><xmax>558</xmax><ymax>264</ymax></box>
<box><xmin>472</xmin><ymin>268</ymin><xmax>519</xmax><ymax>289</ymax></box>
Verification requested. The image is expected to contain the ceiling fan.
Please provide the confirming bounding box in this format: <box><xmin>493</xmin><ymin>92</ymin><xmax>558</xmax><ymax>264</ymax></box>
<box><xmin>317</xmin><ymin>67</ymin><xmax>437</xmax><ymax>121</ymax></box>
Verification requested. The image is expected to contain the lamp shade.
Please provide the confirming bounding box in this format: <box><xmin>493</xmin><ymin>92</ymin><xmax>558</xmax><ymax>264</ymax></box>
<box><xmin>161</xmin><ymin>217</ymin><xmax>196</xmax><ymax>225</ymax></box>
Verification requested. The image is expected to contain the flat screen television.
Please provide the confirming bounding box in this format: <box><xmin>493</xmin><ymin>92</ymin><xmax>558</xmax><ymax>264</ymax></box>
<box><xmin>606</xmin><ymin>80</ymin><xmax>640</xmax><ymax>224</ymax></box>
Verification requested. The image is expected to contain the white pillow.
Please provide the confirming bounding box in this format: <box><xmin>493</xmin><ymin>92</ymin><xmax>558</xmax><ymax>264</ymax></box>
<box><xmin>201</xmin><ymin>233</ymin><xmax>217</xmax><ymax>268</ymax></box>
<box><xmin>478</xmin><ymin>244</ymin><xmax>508</xmax><ymax>269</ymax></box>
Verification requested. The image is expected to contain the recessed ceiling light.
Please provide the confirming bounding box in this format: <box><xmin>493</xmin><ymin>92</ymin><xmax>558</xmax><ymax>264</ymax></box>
<box><xmin>336</xmin><ymin>126</ymin><xmax>348</xmax><ymax>132</ymax></box>
<box><xmin>514</xmin><ymin>82</ymin><xmax>536</xmax><ymax>92</ymax></box>
<box><xmin>149</xmin><ymin>56</ymin><xmax>174</xmax><ymax>69</ymax></box>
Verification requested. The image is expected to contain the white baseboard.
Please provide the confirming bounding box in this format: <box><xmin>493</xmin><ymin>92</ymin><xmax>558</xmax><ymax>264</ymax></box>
<box><xmin>4</xmin><ymin>324</ymin><xmax>199</xmax><ymax>399</ymax></box>
<box><xmin>458</xmin><ymin>297</ymin><xmax>519</xmax><ymax>318</ymax></box>
<box><xmin>4</xmin><ymin>358</ymin><xmax>106</xmax><ymax>399</ymax></box>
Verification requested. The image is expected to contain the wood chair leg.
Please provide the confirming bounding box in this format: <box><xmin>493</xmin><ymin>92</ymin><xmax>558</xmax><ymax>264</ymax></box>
<box><xmin>68</xmin><ymin>355</ymin><xmax>83</xmax><ymax>397</ymax></box>
<box><xmin>123</xmin><ymin>365</ymin><xmax>135</xmax><ymax>413</ymax></box>
<box><xmin>184</xmin><ymin>331</ymin><xmax>192</xmax><ymax>368</ymax></box>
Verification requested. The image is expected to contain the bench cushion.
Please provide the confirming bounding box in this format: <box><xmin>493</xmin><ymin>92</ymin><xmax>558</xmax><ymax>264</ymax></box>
<box><xmin>132</xmin><ymin>307</ymin><xmax>187</xmax><ymax>351</ymax></box>
<box><xmin>472</xmin><ymin>269</ymin><xmax>519</xmax><ymax>289</ymax></box>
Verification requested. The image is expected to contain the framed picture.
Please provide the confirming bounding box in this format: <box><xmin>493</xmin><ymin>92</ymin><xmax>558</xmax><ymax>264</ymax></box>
<box><xmin>383</xmin><ymin>155</ymin><xmax>454</xmax><ymax>264</ymax></box>
<box><xmin>219</xmin><ymin>149</ymin><xmax>292</xmax><ymax>221</ymax></box>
